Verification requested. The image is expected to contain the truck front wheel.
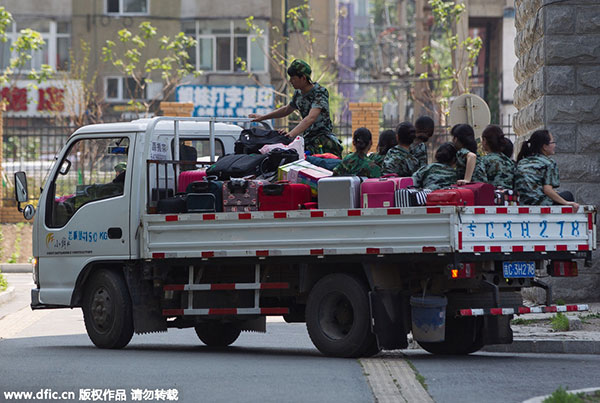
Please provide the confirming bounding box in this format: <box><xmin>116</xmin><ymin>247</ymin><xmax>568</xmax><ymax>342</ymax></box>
<box><xmin>195</xmin><ymin>322</ymin><xmax>241</xmax><ymax>347</ymax></box>
<box><xmin>306</xmin><ymin>273</ymin><xmax>375</xmax><ymax>358</ymax></box>
<box><xmin>82</xmin><ymin>269</ymin><xmax>134</xmax><ymax>349</ymax></box>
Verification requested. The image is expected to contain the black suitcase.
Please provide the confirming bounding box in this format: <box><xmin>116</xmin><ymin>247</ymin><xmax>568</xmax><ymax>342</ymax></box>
<box><xmin>234</xmin><ymin>127</ymin><xmax>292</xmax><ymax>154</ymax></box>
<box><xmin>186</xmin><ymin>193</ymin><xmax>216</xmax><ymax>213</ymax></box>
<box><xmin>157</xmin><ymin>194</ymin><xmax>187</xmax><ymax>213</ymax></box>
<box><xmin>395</xmin><ymin>188</ymin><xmax>432</xmax><ymax>207</ymax></box>
<box><xmin>186</xmin><ymin>179</ymin><xmax>224</xmax><ymax>212</ymax></box>
<box><xmin>206</xmin><ymin>154</ymin><xmax>268</xmax><ymax>180</ymax></box>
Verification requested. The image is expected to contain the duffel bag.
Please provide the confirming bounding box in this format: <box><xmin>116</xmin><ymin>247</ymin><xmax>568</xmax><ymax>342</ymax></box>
<box><xmin>235</xmin><ymin>127</ymin><xmax>292</xmax><ymax>154</ymax></box>
<box><xmin>206</xmin><ymin>154</ymin><xmax>269</xmax><ymax>180</ymax></box>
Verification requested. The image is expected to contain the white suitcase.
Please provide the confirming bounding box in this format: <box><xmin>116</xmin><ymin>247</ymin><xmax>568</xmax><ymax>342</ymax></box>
<box><xmin>317</xmin><ymin>176</ymin><xmax>362</xmax><ymax>209</ymax></box>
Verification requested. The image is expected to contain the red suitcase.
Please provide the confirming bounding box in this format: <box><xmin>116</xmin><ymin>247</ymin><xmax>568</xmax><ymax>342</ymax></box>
<box><xmin>360</xmin><ymin>176</ymin><xmax>413</xmax><ymax>208</ymax></box>
<box><xmin>178</xmin><ymin>169</ymin><xmax>207</xmax><ymax>193</ymax></box>
<box><xmin>457</xmin><ymin>182</ymin><xmax>495</xmax><ymax>206</ymax></box>
<box><xmin>258</xmin><ymin>182</ymin><xmax>312</xmax><ymax>211</ymax></box>
<box><xmin>426</xmin><ymin>188</ymin><xmax>474</xmax><ymax>206</ymax></box>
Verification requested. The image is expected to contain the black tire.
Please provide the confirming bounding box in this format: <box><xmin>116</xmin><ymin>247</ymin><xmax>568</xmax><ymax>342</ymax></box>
<box><xmin>82</xmin><ymin>269</ymin><xmax>134</xmax><ymax>349</ymax></box>
<box><xmin>418</xmin><ymin>291</ymin><xmax>522</xmax><ymax>355</ymax></box>
<box><xmin>195</xmin><ymin>322</ymin><xmax>241</xmax><ymax>347</ymax></box>
<box><xmin>306</xmin><ymin>273</ymin><xmax>374</xmax><ymax>358</ymax></box>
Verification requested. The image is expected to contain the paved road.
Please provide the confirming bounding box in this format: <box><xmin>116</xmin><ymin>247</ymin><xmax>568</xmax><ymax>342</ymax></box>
<box><xmin>399</xmin><ymin>349</ymin><xmax>600</xmax><ymax>403</ymax></box>
<box><xmin>0</xmin><ymin>274</ymin><xmax>374</xmax><ymax>403</ymax></box>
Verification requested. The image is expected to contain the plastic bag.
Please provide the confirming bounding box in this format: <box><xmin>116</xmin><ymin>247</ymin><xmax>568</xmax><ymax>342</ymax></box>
<box><xmin>259</xmin><ymin>136</ymin><xmax>305</xmax><ymax>159</ymax></box>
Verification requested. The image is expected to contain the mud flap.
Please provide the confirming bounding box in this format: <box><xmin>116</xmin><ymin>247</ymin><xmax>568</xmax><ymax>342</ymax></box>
<box><xmin>369</xmin><ymin>289</ymin><xmax>410</xmax><ymax>350</ymax></box>
<box><xmin>124</xmin><ymin>266</ymin><xmax>167</xmax><ymax>334</ymax></box>
<box><xmin>482</xmin><ymin>315</ymin><xmax>513</xmax><ymax>345</ymax></box>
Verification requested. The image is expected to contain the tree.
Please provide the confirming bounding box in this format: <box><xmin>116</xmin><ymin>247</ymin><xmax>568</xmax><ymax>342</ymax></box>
<box><xmin>412</xmin><ymin>0</ymin><xmax>482</xmax><ymax>123</ymax></box>
<box><xmin>101</xmin><ymin>21</ymin><xmax>200</xmax><ymax>116</ymax></box>
<box><xmin>243</xmin><ymin>1</ymin><xmax>343</xmax><ymax>124</ymax></box>
<box><xmin>0</xmin><ymin>7</ymin><xmax>53</xmax><ymax>109</ymax></box>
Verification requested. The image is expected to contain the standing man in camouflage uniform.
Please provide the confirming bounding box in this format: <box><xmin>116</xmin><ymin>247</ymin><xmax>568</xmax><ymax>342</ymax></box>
<box><xmin>410</xmin><ymin>116</ymin><xmax>435</xmax><ymax>169</ymax></box>
<box><xmin>249</xmin><ymin>59</ymin><xmax>343</xmax><ymax>157</ymax></box>
<box><xmin>382</xmin><ymin>122</ymin><xmax>419</xmax><ymax>177</ymax></box>
<box><xmin>334</xmin><ymin>127</ymin><xmax>381</xmax><ymax>178</ymax></box>
<box><xmin>412</xmin><ymin>143</ymin><xmax>458</xmax><ymax>190</ymax></box>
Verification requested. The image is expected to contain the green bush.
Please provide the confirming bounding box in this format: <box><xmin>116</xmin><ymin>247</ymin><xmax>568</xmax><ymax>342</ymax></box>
<box><xmin>551</xmin><ymin>313</ymin><xmax>570</xmax><ymax>332</ymax></box>
<box><xmin>0</xmin><ymin>270</ymin><xmax>7</xmax><ymax>292</ymax></box>
<box><xmin>543</xmin><ymin>386</ymin><xmax>584</xmax><ymax>403</ymax></box>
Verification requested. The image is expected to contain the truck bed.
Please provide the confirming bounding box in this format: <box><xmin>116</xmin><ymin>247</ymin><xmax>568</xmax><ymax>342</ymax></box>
<box><xmin>140</xmin><ymin>205</ymin><xmax>596</xmax><ymax>260</ymax></box>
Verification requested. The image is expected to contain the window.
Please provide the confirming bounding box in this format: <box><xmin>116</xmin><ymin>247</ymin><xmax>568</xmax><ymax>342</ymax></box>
<box><xmin>104</xmin><ymin>77</ymin><xmax>147</xmax><ymax>102</ymax></box>
<box><xmin>105</xmin><ymin>0</ymin><xmax>149</xmax><ymax>15</ymax></box>
<box><xmin>183</xmin><ymin>20</ymin><xmax>268</xmax><ymax>73</ymax></box>
<box><xmin>48</xmin><ymin>137</ymin><xmax>129</xmax><ymax>228</ymax></box>
<box><xmin>0</xmin><ymin>19</ymin><xmax>70</xmax><ymax>71</ymax></box>
<box><xmin>172</xmin><ymin>138</ymin><xmax>225</xmax><ymax>167</ymax></box>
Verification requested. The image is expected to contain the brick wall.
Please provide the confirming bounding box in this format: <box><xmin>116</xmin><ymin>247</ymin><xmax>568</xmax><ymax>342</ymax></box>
<box><xmin>159</xmin><ymin>102</ymin><xmax>194</xmax><ymax>117</ymax></box>
<box><xmin>349</xmin><ymin>102</ymin><xmax>382</xmax><ymax>153</ymax></box>
<box><xmin>514</xmin><ymin>0</ymin><xmax>600</xmax><ymax>301</ymax></box>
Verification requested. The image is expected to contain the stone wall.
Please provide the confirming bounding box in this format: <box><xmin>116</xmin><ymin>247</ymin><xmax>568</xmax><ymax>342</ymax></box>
<box><xmin>514</xmin><ymin>0</ymin><xmax>600</xmax><ymax>301</ymax></box>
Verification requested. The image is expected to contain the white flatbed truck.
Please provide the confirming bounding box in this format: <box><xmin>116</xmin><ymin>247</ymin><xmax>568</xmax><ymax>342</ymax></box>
<box><xmin>14</xmin><ymin>117</ymin><xmax>596</xmax><ymax>357</ymax></box>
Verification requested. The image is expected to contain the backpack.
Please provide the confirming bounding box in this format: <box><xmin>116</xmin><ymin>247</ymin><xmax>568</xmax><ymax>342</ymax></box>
<box><xmin>234</xmin><ymin>127</ymin><xmax>292</xmax><ymax>154</ymax></box>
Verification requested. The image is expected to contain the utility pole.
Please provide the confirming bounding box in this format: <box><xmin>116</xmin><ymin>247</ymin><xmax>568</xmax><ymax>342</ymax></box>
<box><xmin>413</xmin><ymin>0</ymin><xmax>432</xmax><ymax>118</ymax></box>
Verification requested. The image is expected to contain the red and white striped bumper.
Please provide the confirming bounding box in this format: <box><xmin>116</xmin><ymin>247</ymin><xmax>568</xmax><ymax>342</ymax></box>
<box><xmin>458</xmin><ymin>304</ymin><xmax>589</xmax><ymax>317</ymax></box>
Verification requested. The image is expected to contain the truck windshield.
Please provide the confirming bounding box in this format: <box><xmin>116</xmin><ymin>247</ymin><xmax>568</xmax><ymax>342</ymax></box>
<box><xmin>46</xmin><ymin>137</ymin><xmax>130</xmax><ymax>228</ymax></box>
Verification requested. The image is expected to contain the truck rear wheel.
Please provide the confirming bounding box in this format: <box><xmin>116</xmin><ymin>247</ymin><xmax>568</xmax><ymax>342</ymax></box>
<box><xmin>82</xmin><ymin>269</ymin><xmax>134</xmax><ymax>349</ymax></box>
<box><xmin>306</xmin><ymin>273</ymin><xmax>375</xmax><ymax>358</ymax></box>
<box><xmin>195</xmin><ymin>322</ymin><xmax>241</xmax><ymax>347</ymax></box>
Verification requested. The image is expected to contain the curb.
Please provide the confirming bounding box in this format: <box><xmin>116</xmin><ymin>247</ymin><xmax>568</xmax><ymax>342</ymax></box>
<box><xmin>522</xmin><ymin>387</ymin><xmax>600</xmax><ymax>403</ymax></box>
<box><xmin>0</xmin><ymin>264</ymin><xmax>32</xmax><ymax>273</ymax></box>
<box><xmin>0</xmin><ymin>286</ymin><xmax>15</xmax><ymax>306</ymax></box>
<box><xmin>482</xmin><ymin>339</ymin><xmax>600</xmax><ymax>355</ymax></box>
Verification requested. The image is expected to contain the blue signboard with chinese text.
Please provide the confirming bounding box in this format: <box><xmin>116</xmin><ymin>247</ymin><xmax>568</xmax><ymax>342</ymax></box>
<box><xmin>175</xmin><ymin>85</ymin><xmax>274</xmax><ymax>118</ymax></box>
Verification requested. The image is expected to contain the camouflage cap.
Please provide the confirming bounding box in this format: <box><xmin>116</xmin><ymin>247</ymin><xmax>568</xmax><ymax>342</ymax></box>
<box><xmin>114</xmin><ymin>162</ymin><xmax>127</xmax><ymax>172</ymax></box>
<box><xmin>288</xmin><ymin>59</ymin><xmax>312</xmax><ymax>78</ymax></box>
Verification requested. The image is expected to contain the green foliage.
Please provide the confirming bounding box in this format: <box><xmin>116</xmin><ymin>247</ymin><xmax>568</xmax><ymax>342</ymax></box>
<box><xmin>551</xmin><ymin>313</ymin><xmax>570</xmax><ymax>332</ymax></box>
<box><xmin>0</xmin><ymin>7</ymin><xmax>53</xmax><ymax>105</ymax></box>
<box><xmin>555</xmin><ymin>298</ymin><xmax>566</xmax><ymax>306</ymax></box>
<box><xmin>578</xmin><ymin>312</ymin><xmax>600</xmax><ymax>324</ymax></box>
<box><xmin>543</xmin><ymin>386</ymin><xmax>584</xmax><ymax>403</ymax></box>
<box><xmin>102</xmin><ymin>22</ymin><xmax>200</xmax><ymax>115</ymax></box>
<box><xmin>244</xmin><ymin>1</ymin><xmax>342</xmax><ymax>122</ymax></box>
<box><xmin>0</xmin><ymin>270</ymin><xmax>7</xmax><ymax>292</ymax></box>
<box><xmin>415</xmin><ymin>0</ymin><xmax>482</xmax><ymax>121</ymax></box>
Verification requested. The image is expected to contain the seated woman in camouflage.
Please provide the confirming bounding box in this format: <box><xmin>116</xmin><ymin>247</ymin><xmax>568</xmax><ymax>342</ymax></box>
<box><xmin>410</xmin><ymin>115</ymin><xmax>435</xmax><ymax>169</ymax></box>
<box><xmin>514</xmin><ymin>129</ymin><xmax>579</xmax><ymax>209</ymax></box>
<box><xmin>412</xmin><ymin>143</ymin><xmax>458</xmax><ymax>190</ymax></box>
<box><xmin>480</xmin><ymin>125</ymin><xmax>515</xmax><ymax>189</ymax></box>
<box><xmin>382</xmin><ymin>122</ymin><xmax>420</xmax><ymax>177</ymax></box>
<box><xmin>249</xmin><ymin>59</ymin><xmax>343</xmax><ymax>157</ymax></box>
<box><xmin>452</xmin><ymin>124</ymin><xmax>487</xmax><ymax>184</ymax></box>
<box><xmin>369</xmin><ymin>129</ymin><xmax>397</xmax><ymax>168</ymax></box>
<box><xmin>333</xmin><ymin>128</ymin><xmax>382</xmax><ymax>178</ymax></box>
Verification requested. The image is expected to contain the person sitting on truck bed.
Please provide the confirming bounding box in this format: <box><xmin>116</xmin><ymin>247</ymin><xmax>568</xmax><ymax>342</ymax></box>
<box><xmin>412</xmin><ymin>142</ymin><xmax>458</xmax><ymax>190</ymax></box>
<box><xmin>452</xmin><ymin>124</ymin><xmax>487</xmax><ymax>184</ymax></box>
<box><xmin>382</xmin><ymin>122</ymin><xmax>420</xmax><ymax>177</ymax></box>
<box><xmin>249</xmin><ymin>59</ymin><xmax>343</xmax><ymax>157</ymax></box>
<box><xmin>333</xmin><ymin>127</ymin><xmax>382</xmax><ymax>178</ymax></box>
<box><xmin>514</xmin><ymin>129</ymin><xmax>579</xmax><ymax>209</ymax></box>
<box><xmin>410</xmin><ymin>115</ymin><xmax>435</xmax><ymax>169</ymax></box>
<box><xmin>369</xmin><ymin>129</ymin><xmax>397</xmax><ymax>168</ymax></box>
<box><xmin>480</xmin><ymin>125</ymin><xmax>514</xmax><ymax>189</ymax></box>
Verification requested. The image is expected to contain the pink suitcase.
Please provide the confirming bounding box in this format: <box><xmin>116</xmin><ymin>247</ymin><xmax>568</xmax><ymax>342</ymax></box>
<box><xmin>178</xmin><ymin>169</ymin><xmax>206</xmax><ymax>193</ymax></box>
<box><xmin>360</xmin><ymin>176</ymin><xmax>414</xmax><ymax>208</ymax></box>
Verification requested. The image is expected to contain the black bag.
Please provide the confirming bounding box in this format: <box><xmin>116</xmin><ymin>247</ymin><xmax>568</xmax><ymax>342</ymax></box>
<box><xmin>206</xmin><ymin>154</ymin><xmax>268</xmax><ymax>180</ymax></box>
<box><xmin>186</xmin><ymin>193</ymin><xmax>216</xmax><ymax>213</ymax></box>
<box><xmin>260</xmin><ymin>148</ymin><xmax>299</xmax><ymax>174</ymax></box>
<box><xmin>186</xmin><ymin>179</ymin><xmax>224</xmax><ymax>212</ymax></box>
<box><xmin>234</xmin><ymin>128</ymin><xmax>292</xmax><ymax>154</ymax></box>
<box><xmin>157</xmin><ymin>194</ymin><xmax>188</xmax><ymax>214</ymax></box>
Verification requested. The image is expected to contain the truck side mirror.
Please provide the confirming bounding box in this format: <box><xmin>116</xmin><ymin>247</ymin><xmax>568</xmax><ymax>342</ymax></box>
<box><xmin>14</xmin><ymin>171</ymin><xmax>28</xmax><ymax>203</ymax></box>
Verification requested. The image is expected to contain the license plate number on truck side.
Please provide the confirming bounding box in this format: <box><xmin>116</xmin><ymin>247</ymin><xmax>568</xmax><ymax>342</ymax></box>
<box><xmin>503</xmin><ymin>261</ymin><xmax>536</xmax><ymax>278</ymax></box>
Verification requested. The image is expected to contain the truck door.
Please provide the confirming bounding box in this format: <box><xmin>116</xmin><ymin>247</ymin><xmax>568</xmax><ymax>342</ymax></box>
<box><xmin>37</xmin><ymin>135</ymin><xmax>133</xmax><ymax>305</ymax></box>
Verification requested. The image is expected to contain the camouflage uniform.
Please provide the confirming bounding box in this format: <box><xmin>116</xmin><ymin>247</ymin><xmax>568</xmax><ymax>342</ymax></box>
<box><xmin>333</xmin><ymin>152</ymin><xmax>382</xmax><ymax>178</ymax></box>
<box><xmin>368</xmin><ymin>153</ymin><xmax>385</xmax><ymax>168</ymax></box>
<box><xmin>410</xmin><ymin>142</ymin><xmax>428</xmax><ymax>169</ymax></box>
<box><xmin>289</xmin><ymin>83</ymin><xmax>343</xmax><ymax>157</ymax></box>
<box><xmin>514</xmin><ymin>154</ymin><xmax>559</xmax><ymax>205</ymax></box>
<box><xmin>412</xmin><ymin>163</ymin><xmax>458</xmax><ymax>190</ymax></box>
<box><xmin>456</xmin><ymin>148</ymin><xmax>488</xmax><ymax>183</ymax></box>
<box><xmin>481</xmin><ymin>152</ymin><xmax>515</xmax><ymax>189</ymax></box>
<box><xmin>382</xmin><ymin>146</ymin><xmax>419</xmax><ymax>177</ymax></box>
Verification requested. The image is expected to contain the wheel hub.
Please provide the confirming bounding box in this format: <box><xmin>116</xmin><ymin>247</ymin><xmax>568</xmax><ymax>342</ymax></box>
<box><xmin>91</xmin><ymin>287</ymin><xmax>113</xmax><ymax>331</ymax></box>
<box><xmin>319</xmin><ymin>292</ymin><xmax>354</xmax><ymax>340</ymax></box>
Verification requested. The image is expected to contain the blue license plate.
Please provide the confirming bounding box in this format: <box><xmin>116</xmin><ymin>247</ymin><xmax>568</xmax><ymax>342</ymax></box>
<box><xmin>503</xmin><ymin>261</ymin><xmax>536</xmax><ymax>278</ymax></box>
